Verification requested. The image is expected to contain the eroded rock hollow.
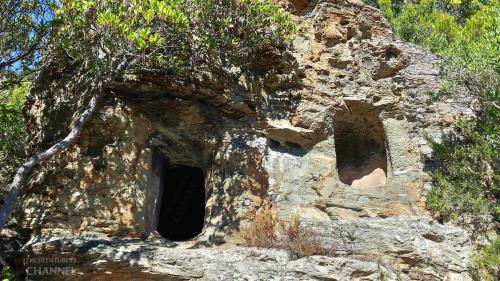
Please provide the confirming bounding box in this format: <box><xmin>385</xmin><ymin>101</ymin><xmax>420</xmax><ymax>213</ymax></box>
<box><xmin>334</xmin><ymin>101</ymin><xmax>387</xmax><ymax>188</ymax></box>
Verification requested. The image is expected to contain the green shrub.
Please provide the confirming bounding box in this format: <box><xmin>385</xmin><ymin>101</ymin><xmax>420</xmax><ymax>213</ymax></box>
<box><xmin>472</xmin><ymin>236</ymin><xmax>500</xmax><ymax>281</ymax></box>
<box><xmin>0</xmin><ymin>83</ymin><xmax>28</xmax><ymax>200</ymax></box>
<box><xmin>0</xmin><ymin>265</ymin><xmax>15</xmax><ymax>281</ymax></box>
<box><xmin>426</xmin><ymin>107</ymin><xmax>499</xmax><ymax>233</ymax></box>
<box><xmin>54</xmin><ymin>0</ymin><xmax>296</xmax><ymax>75</ymax></box>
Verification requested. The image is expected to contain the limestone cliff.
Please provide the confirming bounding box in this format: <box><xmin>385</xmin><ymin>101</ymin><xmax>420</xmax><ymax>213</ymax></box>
<box><xmin>7</xmin><ymin>0</ymin><xmax>475</xmax><ymax>280</ymax></box>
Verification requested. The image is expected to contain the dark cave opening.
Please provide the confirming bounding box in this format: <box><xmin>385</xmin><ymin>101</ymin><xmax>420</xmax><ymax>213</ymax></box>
<box><xmin>157</xmin><ymin>165</ymin><xmax>206</xmax><ymax>241</ymax></box>
<box><xmin>334</xmin><ymin>104</ymin><xmax>387</xmax><ymax>188</ymax></box>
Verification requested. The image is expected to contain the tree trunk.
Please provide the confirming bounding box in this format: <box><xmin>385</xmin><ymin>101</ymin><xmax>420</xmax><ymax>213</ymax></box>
<box><xmin>0</xmin><ymin>53</ymin><xmax>132</xmax><ymax>232</ymax></box>
<box><xmin>0</xmin><ymin>90</ymin><xmax>102</xmax><ymax>232</ymax></box>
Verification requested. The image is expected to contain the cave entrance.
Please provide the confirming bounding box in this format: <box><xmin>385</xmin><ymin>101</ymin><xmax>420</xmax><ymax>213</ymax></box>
<box><xmin>334</xmin><ymin>104</ymin><xmax>387</xmax><ymax>188</ymax></box>
<box><xmin>157</xmin><ymin>165</ymin><xmax>205</xmax><ymax>241</ymax></box>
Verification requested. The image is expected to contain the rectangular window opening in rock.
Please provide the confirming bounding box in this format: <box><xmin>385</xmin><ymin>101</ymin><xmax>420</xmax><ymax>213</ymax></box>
<box><xmin>334</xmin><ymin>102</ymin><xmax>388</xmax><ymax>188</ymax></box>
<box><xmin>149</xmin><ymin>148</ymin><xmax>206</xmax><ymax>241</ymax></box>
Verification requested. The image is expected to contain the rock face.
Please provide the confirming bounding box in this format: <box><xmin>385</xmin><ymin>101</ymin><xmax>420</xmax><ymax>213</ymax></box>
<box><xmin>8</xmin><ymin>0</ymin><xmax>474</xmax><ymax>280</ymax></box>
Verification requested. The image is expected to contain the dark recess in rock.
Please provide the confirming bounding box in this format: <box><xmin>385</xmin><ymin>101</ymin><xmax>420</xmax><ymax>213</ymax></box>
<box><xmin>334</xmin><ymin>103</ymin><xmax>387</xmax><ymax>187</ymax></box>
<box><xmin>157</xmin><ymin>165</ymin><xmax>206</xmax><ymax>241</ymax></box>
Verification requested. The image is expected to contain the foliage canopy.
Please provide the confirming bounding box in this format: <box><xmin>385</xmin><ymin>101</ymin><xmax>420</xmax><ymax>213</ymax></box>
<box><xmin>0</xmin><ymin>0</ymin><xmax>53</xmax><ymax>90</ymax></box>
<box><xmin>53</xmin><ymin>0</ymin><xmax>296</xmax><ymax>76</ymax></box>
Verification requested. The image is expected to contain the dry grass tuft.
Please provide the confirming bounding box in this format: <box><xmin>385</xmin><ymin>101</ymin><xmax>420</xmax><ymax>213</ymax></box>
<box><xmin>240</xmin><ymin>207</ymin><xmax>280</xmax><ymax>248</ymax></box>
<box><xmin>240</xmin><ymin>208</ymin><xmax>336</xmax><ymax>258</ymax></box>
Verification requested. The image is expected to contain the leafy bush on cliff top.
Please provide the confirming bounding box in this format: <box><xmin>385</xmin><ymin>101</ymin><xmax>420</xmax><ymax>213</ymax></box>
<box><xmin>375</xmin><ymin>0</ymin><xmax>498</xmax><ymax>73</ymax></box>
<box><xmin>54</xmin><ymin>0</ymin><xmax>296</xmax><ymax>75</ymax></box>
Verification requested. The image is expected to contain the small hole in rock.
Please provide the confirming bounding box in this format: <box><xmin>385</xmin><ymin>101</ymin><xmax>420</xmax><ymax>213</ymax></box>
<box><xmin>385</xmin><ymin>47</ymin><xmax>400</xmax><ymax>61</ymax></box>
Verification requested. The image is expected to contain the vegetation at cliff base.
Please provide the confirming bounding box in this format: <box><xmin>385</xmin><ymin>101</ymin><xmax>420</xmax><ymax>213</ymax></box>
<box><xmin>240</xmin><ymin>208</ymin><xmax>336</xmax><ymax>258</ymax></box>
<box><xmin>0</xmin><ymin>265</ymin><xmax>15</xmax><ymax>281</ymax></box>
<box><xmin>472</xmin><ymin>236</ymin><xmax>500</xmax><ymax>280</ymax></box>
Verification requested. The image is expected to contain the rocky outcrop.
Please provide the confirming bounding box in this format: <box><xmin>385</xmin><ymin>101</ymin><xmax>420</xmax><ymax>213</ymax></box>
<box><xmin>28</xmin><ymin>238</ymin><xmax>398</xmax><ymax>281</ymax></box>
<box><xmin>4</xmin><ymin>0</ymin><xmax>476</xmax><ymax>280</ymax></box>
<box><xmin>21</xmin><ymin>216</ymin><xmax>470</xmax><ymax>280</ymax></box>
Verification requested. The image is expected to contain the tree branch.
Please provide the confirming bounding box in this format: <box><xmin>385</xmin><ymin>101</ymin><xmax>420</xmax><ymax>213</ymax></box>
<box><xmin>0</xmin><ymin>85</ymin><xmax>102</xmax><ymax>231</ymax></box>
<box><xmin>0</xmin><ymin>41</ymin><xmax>40</xmax><ymax>70</ymax></box>
<box><xmin>0</xmin><ymin>53</ymin><xmax>132</xmax><ymax>232</ymax></box>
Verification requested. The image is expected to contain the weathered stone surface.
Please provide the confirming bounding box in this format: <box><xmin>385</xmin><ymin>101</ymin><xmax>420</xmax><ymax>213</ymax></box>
<box><xmin>306</xmin><ymin>216</ymin><xmax>472</xmax><ymax>280</ymax></box>
<box><xmin>24</xmin><ymin>216</ymin><xmax>470</xmax><ymax>280</ymax></box>
<box><xmin>25</xmin><ymin>237</ymin><xmax>398</xmax><ymax>280</ymax></box>
<box><xmin>2</xmin><ymin>0</ymin><xmax>476</xmax><ymax>279</ymax></box>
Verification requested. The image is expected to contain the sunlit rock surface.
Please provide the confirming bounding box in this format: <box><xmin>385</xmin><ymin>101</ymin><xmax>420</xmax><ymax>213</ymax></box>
<box><xmin>3</xmin><ymin>0</ymin><xmax>476</xmax><ymax>280</ymax></box>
